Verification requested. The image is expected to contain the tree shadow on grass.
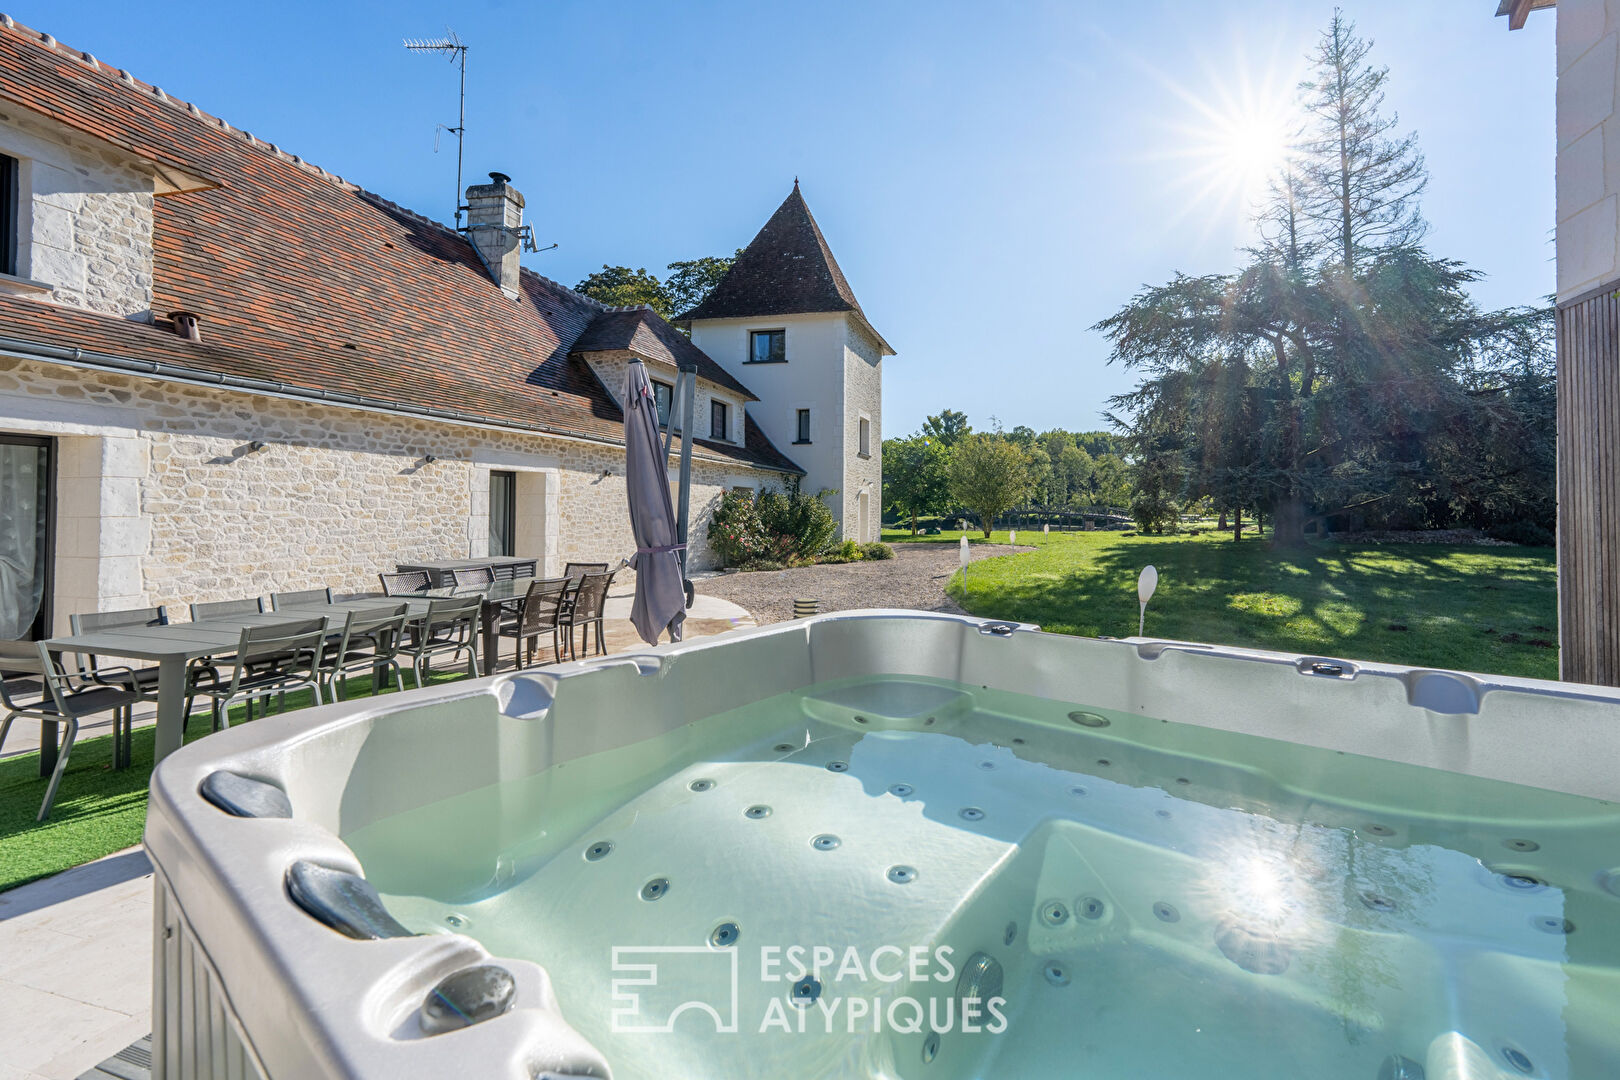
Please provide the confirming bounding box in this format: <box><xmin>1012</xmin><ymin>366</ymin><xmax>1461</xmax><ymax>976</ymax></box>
<box><xmin>959</xmin><ymin>538</ymin><xmax>1557</xmax><ymax>679</ymax></box>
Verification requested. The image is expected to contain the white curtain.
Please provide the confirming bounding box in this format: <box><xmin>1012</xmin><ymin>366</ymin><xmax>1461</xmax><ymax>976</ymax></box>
<box><xmin>0</xmin><ymin>442</ymin><xmax>46</xmax><ymax>639</ymax></box>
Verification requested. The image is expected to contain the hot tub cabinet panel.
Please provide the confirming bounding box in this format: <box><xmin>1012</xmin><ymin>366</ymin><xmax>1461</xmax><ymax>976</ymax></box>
<box><xmin>143</xmin><ymin>611</ymin><xmax>1620</xmax><ymax>1080</ymax></box>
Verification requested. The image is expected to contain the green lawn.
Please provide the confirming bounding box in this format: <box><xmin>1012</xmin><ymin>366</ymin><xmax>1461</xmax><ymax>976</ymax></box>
<box><xmin>884</xmin><ymin>527</ymin><xmax>1558</xmax><ymax>680</ymax></box>
<box><xmin>0</xmin><ymin>667</ymin><xmax>472</xmax><ymax>893</ymax></box>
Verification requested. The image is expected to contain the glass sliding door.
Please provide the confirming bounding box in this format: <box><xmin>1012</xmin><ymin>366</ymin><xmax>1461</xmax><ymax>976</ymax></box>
<box><xmin>0</xmin><ymin>434</ymin><xmax>52</xmax><ymax>641</ymax></box>
<box><xmin>488</xmin><ymin>470</ymin><xmax>516</xmax><ymax>558</ymax></box>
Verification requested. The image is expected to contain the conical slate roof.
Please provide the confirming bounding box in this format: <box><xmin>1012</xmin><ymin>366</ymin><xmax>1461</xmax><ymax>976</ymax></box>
<box><xmin>682</xmin><ymin>184</ymin><xmax>892</xmax><ymax>353</ymax></box>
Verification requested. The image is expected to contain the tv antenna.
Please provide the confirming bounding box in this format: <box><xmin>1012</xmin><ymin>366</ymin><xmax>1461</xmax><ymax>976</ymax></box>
<box><xmin>404</xmin><ymin>29</ymin><xmax>469</xmax><ymax>230</ymax></box>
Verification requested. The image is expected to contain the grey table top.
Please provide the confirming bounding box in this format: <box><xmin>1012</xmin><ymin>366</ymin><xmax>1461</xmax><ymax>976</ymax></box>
<box><xmin>42</xmin><ymin>598</ymin><xmax>427</xmax><ymax>661</ymax></box>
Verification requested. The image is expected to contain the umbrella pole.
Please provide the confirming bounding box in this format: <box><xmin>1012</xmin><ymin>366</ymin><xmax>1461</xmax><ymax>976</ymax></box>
<box><xmin>675</xmin><ymin>362</ymin><xmax>697</xmax><ymax>601</ymax></box>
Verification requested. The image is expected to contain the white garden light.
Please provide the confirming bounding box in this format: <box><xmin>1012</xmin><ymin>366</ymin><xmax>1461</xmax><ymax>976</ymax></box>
<box><xmin>1138</xmin><ymin>564</ymin><xmax>1159</xmax><ymax>637</ymax></box>
<box><xmin>959</xmin><ymin>535</ymin><xmax>971</xmax><ymax>597</ymax></box>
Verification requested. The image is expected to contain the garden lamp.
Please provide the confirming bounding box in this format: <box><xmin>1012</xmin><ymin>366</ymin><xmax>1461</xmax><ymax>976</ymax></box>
<box><xmin>959</xmin><ymin>535</ymin><xmax>971</xmax><ymax>597</ymax></box>
<box><xmin>1138</xmin><ymin>565</ymin><xmax>1158</xmax><ymax>637</ymax></box>
<box><xmin>1009</xmin><ymin>529</ymin><xmax>1017</xmax><ymax>546</ymax></box>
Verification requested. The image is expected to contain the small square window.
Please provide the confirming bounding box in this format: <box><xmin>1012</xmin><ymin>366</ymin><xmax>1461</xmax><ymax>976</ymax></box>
<box><xmin>749</xmin><ymin>330</ymin><xmax>785</xmax><ymax>364</ymax></box>
<box><xmin>796</xmin><ymin>408</ymin><xmax>811</xmax><ymax>444</ymax></box>
<box><xmin>651</xmin><ymin>380</ymin><xmax>673</xmax><ymax>427</ymax></box>
<box><xmin>710</xmin><ymin>400</ymin><xmax>729</xmax><ymax>440</ymax></box>
<box><xmin>859</xmin><ymin>417</ymin><xmax>871</xmax><ymax>457</ymax></box>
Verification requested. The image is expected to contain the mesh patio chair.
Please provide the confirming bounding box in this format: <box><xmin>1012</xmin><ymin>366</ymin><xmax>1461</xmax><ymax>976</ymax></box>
<box><xmin>189</xmin><ymin>597</ymin><xmax>266</xmax><ymax>621</ymax></box>
<box><xmin>69</xmin><ymin>606</ymin><xmax>219</xmax><ymax>722</ymax></box>
<box><xmin>450</xmin><ymin>566</ymin><xmax>495</xmax><ymax>588</ymax></box>
<box><xmin>190</xmin><ymin>618</ymin><xmax>327</xmax><ymax>730</ymax></box>
<box><xmin>69</xmin><ymin>605</ymin><xmax>168</xmax><ymax>695</ymax></box>
<box><xmin>561</xmin><ymin>570</ymin><xmax>616</xmax><ymax>660</ymax></box>
<box><xmin>270</xmin><ymin>588</ymin><xmax>335</xmax><ymax>611</ymax></box>
<box><xmin>496</xmin><ymin>578</ymin><xmax>573</xmax><ymax>669</ymax></box>
<box><xmin>379</xmin><ymin>571</ymin><xmax>432</xmax><ymax>596</ymax></box>
<box><xmin>0</xmin><ymin>640</ymin><xmax>143</xmax><ymax>820</ymax></box>
<box><xmin>562</xmin><ymin>562</ymin><xmax>609</xmax><ymax>580</ymax></box>
<box><xmin>321</xmin><ymin>604</ymin><xmax>410</xmax><ymax>701</ymax></box>
<box><xmin>397</xmin><ymin>595</ymin><xmax>482</xmax><ymax>687</ymax></box>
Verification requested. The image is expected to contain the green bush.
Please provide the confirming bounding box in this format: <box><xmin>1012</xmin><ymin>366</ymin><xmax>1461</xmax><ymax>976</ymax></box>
<box><xmin>861</xmin><ymin>542</ymin><xmax>895</xmax><ymax>560</ymax></box>
<box><xmin>1486</xmin><ymin>520</ymin><xmax>1555</xmax><ymax>547</ymax></box>
<box><xmin>707</xmin><ymin>490</ymin><xmax>769</xmax><ymax>567</ymax></box>
<box><xmin>756</xmin><ymin>481</ymin><xmax>839</xmax><ymax>559</ymax></box>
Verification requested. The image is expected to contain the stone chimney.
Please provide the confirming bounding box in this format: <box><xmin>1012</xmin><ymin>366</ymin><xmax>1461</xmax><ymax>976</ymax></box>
<box><xmin>465</xmin><ymin>171</ymin><xmax>525</xmax><ymax>299</ymax></box>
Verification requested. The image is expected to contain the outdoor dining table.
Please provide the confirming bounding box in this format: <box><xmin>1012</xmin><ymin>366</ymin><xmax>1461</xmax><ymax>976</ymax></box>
<box><xmin>39</xmin><ymin>597</ymin><xmax>428</xmax><ymax>772</ymax></box>
<box><xmin>426</xmin><ymin>577</ymin><xmax>535</xmax><ymax>677</ymax></box>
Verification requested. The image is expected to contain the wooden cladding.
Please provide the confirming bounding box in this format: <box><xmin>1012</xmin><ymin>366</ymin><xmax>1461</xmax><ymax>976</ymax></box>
<box><xmin>1557</xmin><ymin>281</ymin><xmax>1620</xmax><ymax>685</ymax></box>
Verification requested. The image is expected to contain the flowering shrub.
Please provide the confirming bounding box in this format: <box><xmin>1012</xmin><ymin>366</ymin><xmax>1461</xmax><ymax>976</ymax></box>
<box><xmin>708</xmin><ymin>490</ymin><xmax>769</xmax><ymax>567</ymax></box>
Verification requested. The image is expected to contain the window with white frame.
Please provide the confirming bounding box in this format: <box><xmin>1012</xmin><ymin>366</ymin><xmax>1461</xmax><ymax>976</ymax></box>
<box><xmin>710</xmin><ymin>399</ymin><xmax>729</xmax><ymax>441</ymax></box>
<box><xmin>795</xmin><ymin>408</ymin><xmax>811</xmax><ymax>444</ymax></box>
<box><xmin>858</xmin><ymin>416</ymin><xmax>871</xmax><ymax>457</ymax></box>
<box><xmin>651</xmin><ymin>379</ymin><xmax>673</xmax><ymax>427</ymax></box>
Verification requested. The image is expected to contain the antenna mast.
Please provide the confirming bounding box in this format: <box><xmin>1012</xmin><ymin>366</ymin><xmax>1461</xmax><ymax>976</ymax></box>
<box><xmin>404</xmin><ymin>29</ymin><xmax>469</xmax><ymax>230</ymax></box>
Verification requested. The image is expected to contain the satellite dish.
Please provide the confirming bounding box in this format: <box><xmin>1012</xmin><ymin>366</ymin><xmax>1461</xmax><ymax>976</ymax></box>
<box><xmin>1138</xmin><ymin>565</ymin><xmax>1159</xmax><ymax>604</ymax></box>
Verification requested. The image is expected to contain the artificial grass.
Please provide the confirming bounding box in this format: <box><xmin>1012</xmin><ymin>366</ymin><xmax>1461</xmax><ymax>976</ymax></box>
<box><xmin>0</xmin><ymin>666</ymin><xmax>472</xmax><ymax>893</ymax></box>
<box><xmin>885</xmin><ymin>528</ymin><xmax>1559</xmax><ymax>680</ymax></box>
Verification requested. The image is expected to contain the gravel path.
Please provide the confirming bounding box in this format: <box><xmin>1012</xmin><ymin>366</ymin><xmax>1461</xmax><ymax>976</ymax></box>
<box><xmin>694</xmin><ymin>543</ymin><xmax>1024</xmax><ymax>624</ymax></box>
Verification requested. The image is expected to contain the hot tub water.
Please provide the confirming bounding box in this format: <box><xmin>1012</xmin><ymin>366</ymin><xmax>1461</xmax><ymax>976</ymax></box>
<box><xmin>341</xmin><ymin>676</ymin><xmax>1620</xmax><ymax>1079</ymax></box>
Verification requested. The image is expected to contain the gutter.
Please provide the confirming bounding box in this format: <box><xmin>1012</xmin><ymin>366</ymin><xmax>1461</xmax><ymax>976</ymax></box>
<box><xmin>0</xmin><ymin>333</ymin><xmax>799</xmax><ymax>474</ymax></box>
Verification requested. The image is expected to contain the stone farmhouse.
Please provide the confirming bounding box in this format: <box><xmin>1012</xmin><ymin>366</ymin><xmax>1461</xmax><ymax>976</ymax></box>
<box><xmin>0</xmin><ymin>17</ymin><xmax>889</xmax><ymax>641</ymax></box>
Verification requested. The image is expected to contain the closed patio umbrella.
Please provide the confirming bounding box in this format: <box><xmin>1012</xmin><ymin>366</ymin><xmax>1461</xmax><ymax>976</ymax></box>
<box><xmin>624</xmin><ymin>358</ymin><xmax>686</xmax><ymax>644</ymax></box>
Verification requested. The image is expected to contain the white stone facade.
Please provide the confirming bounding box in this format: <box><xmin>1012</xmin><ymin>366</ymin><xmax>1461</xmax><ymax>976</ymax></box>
<box><xmin>688</xmin><ymin>311</ymin><xmax>882</xmax><ymax>540</ymax></box>
<box><xmin>0</xmin><ymin>355</ymin><xmax>771</xmax><ymax>632</ymax></box>
<box><xmin>0</xmin><ymin>107</ymin><xmax>156</xmax><ymax>318</ymax></box>
<box><xmin>1557</xmin><ymin>0</ymin><xmax>1620</xmax><ymax>300</ymax></box>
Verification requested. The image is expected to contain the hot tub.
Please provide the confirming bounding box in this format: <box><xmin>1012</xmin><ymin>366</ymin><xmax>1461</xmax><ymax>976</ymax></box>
<box><xmin>144</xmin><ymin>611</ymin><xmax>1620</xmax><ymax>1079</ymax></box>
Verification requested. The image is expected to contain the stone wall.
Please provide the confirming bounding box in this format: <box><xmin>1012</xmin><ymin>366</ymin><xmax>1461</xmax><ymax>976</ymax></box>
<box><xmin>842</xmin><ymin>318</ymin><xmax>884</xmax><ymax>542</ymax></box>
<box><xmin>0</xmin><ymin>356</ymin><xmax>778</xmax><ymax>627</ymax></box>
<box><xmin>0</xmin><ymin>109</ymin><xmax>156</xmax><ymax>318</ymax></box>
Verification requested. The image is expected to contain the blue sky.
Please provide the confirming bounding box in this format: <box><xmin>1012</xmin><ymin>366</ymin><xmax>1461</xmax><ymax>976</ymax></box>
<box><xmin>21</xmin><ymin>1</ymin><xmax>1555</xmax><ymax>438</ymax></box>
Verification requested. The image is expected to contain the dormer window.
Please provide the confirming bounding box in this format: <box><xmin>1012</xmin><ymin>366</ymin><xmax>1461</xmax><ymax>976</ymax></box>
<box><xmin>652</xmin><ymin>379</ymin><xmax>673</xmax><ymax>427</ymax></box>
<box><xmin>0</xmin><ymin>154</ymin><xmax>17</xmax><ymax>276</ymax></box>
<box><xmin>711</xmin><ymin>400</ymin><xmax>729</xmax><ymax>441</ymax></box>
<box><xmin>749</xmin><ymin>330</ymin><xmax>786</xmax><ymax>364</ymax></box>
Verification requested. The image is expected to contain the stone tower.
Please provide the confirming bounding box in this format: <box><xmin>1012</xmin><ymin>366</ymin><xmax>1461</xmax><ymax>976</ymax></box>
<box><xmin>681</xmin><ymin>183</ymin><xmax>893</xmax><ymax>541</ymax></box>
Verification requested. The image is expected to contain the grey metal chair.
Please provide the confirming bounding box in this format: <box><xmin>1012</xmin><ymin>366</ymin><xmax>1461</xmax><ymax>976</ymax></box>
<box><xmin>379</xmin><ymin>571</ymin><xmax>432</xmax><ymax>596</ymax></box>
<box><xmin>397</xmin><ymin>595</ymin><xmax>482</xmax><ymax>687</ymax></box>
<box><xmin>190</xmin><ymin>618</ymin><xmax>328</xmax><ymax>730</ymax></box>
<box><xmin>189</xmin><ymin>597</ymin><xmax>266</xmax><ymax>621</ymax></box>
<box><xmin>321</xmin><ymin>604</ymin><xmax>410</xmax><ymax>701</ymax></box>
<box><xmin>450</xmin><ymin>566</ymin><xmax>495</xmax><ymax>588</ymax></box>
<box><xmin>562</xmin><ymin>562</ymin><xmax>609</xmax><ymax>580</ymax></box>
<box><xmin>270</xmin><ymin>588</ymin><xmax>334</xmax><ymax>611</ymax></box>
<box><xmin>561</xmin><ymin>570</ymin><xmax>616</xmax><ymax>660</ymax></box>
<box><xmin>69</xmin><ymin>605</ymin><xmax>219</xmax><ymax>722</ymax></box>
<box><xmin>0</xmin><ymin>640</ymin><xmax>144</xmax><ymax>820</ymax></box>
<box><xmin>496</xmin><ymin>578</ymin><xmax>573</xmax><ymax>668</ymax></box>
<box><xmin>68</xmin><ymin>605</ymin><xmax>168</xmax><ymax>695</ymax></box>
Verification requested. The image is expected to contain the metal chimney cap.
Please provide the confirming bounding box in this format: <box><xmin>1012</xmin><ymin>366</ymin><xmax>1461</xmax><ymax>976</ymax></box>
<box><xmin>487</xmin><ymin>171</ymin><xmax>511</xmax><ymax>184</ymax></box>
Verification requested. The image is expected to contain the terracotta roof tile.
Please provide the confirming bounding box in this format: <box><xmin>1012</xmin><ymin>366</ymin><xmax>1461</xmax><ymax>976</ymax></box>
<box><xmin>0</xmin><ymin>18</ymin><xmax>801</xmax><ymax>475</ymax></box>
